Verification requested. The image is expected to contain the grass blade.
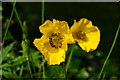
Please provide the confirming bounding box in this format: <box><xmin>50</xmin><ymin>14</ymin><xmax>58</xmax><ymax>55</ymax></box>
<box><xmin>41</xmin><ymin>0</ymin><xmax>46</xmax><ymax>78</ymax></box>
<box><xmin>2</xmin><ymin>2</ymin><xmax>16</xmax><ymax>46</ymax></box>
<box><xmin>98</xmin><ymin>24</ymin><xmax>120</xmax><ymax>79</ymax></box>
<box><xmin>66</xmin><ymin>45</ymin><xmax>74</xmax><ymax>73</ymax></box>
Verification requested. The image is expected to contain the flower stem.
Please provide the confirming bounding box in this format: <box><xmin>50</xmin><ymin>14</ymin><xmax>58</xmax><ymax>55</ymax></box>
<box><xmin>98</xmin><ymin>24</ymin><xmax>120</xmax><ymax>79</ymax></box>
<box><xmin>2</xmin><ymin>2</ymin><xmax>16</xmax><ymax>46</ymax></box>
<box><xmin>27</xmin><ymin>58</ymin><xmax>33</xmax><ymax>78</ymax></box>
<box><xmin>42</xmin><ymin>56</ymin><xmax>46</xmax><ymax>78</ymax></box>
<box><xmin>66</xmin><ymin>45</ymin><xmax>74</xmax><ymax>73</ymax></box>
<box><xmin>42</xmin><ymin>0</ymin><xmax>44</xmax><ymax>24</ymax></box>
<box><xmin>41</xmin><ymin>0</ymin><xmax>45</xmax><ymax>79</ymax></box>
<box><xmin>14</xmin><ymin>4</ymin><xmax>33</xmax><ymax>78</ymax></box>
<box><xmin>14</xmin><ymin>8</ymin><xmax>23</xmax><ymax>31</ymax></box>
<box><xmin>19</xmin><ymin>65</ymin><xmax>24</xmax><ymax>76</ymax></box>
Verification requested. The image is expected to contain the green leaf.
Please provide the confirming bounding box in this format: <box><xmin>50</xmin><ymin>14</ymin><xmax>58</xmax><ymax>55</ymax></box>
<box><xmin>2</xmin><ymin>70</ymin><xmax>21</xmax><ymax>78</ymax></box>
<box><xmin>0</xmin><ymin>69</ymin><xmax>2</xmax><ymax>75</ymax></box>
<box><xmin>21</xmin><ymin>40</ymin><xmax>28</xmax><ymax>57</ymax></box>
<box><xmin>22</xmin><ymin>21</ymin><xmax>28</xmax><ymax>39</ymax></box>
<box><xmin>1</xmin><ymin>42</ymin><xmax>14</xmax><ymax>62</ymax></box>
<box><xmin>1</xmin><ymin>56</ymin><xmax>26</xmax><ymax>68</ymax></box>
<box><xmin>30</xmin><ymin>49</ymin><xmax>42</xmax><ymax>68</ymax></box>
<box><xmin>46</xmin><ymin>65</ymin><xmax>65</xmax><ymax>78</ymax></box>
<box><xmin>0</xmin><ymin>6</ymin><xmax>2</xmax><ymax>20</ymax></box>
<box><xmin>1</xmin><ymin>63</ymin><xmax>12</xmax><ymax>68</ymax></box>
<box><xmin>12</xmin><ymin>56</ymin><xmax>26</xmax><ymax>66</ymax></box>
<box><xmin>5</xmin><ymin>31</ymin><xmax>14</xmax><ymax>40</ymax></box>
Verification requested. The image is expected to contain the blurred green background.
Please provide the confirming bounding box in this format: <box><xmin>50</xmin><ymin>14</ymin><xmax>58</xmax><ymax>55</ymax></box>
<box><xmin>2</xmin><ymin>2</ymin><xmax>120</xmax><ymax>79</ymax></box>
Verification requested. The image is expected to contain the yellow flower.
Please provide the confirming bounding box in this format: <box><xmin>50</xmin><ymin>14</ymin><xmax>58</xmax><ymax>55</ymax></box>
<box><xmin>33</xmin><ymin>19</ymin><xmax>74</xmax><ymax>65</ymax></box>
<box><xmin>70</xmin><ymin>18</ymin><xmax>100</xmax><ymax>52</ymax></box>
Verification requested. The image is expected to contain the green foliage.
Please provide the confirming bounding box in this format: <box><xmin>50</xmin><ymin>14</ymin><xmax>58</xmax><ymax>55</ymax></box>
<box><xmin>30</xmin><ymin>49</ymin><xmax>42</xmax><ymax>68</ymax></box>
<box><xmin>46</xmin><ymin>65</ymin><xmax>65</xmax><ymax>78</ymax></box>
<box><xmin>76</xmin><ymin>68</ymin><xmax>89</xmax><ymax>78</ymax></box>
<box><xmin>1</xmin><ymin>42</ymin><xmax>14</xmax><ymax>63</ymax></box>
<box><xmin>22</xmin><ymin>21</ymin><xmax>28</xmax><ymax>39</ymax></box>
<box><xmin>12</xmin><ymin>56</ymin><xmax>26</xmax><ymax>66</ymax></box>
<box><xmin>2</xmin><ymin>70</ymin><xmax>21</xmax><ymax>78</ymax></box>
<box><xmin>1</xmin><ymin>2</ymin><xmax>120</xmax><ymax>79</ymax></box>
<box><xmin>5</xmin><ymin>31</ymin><xmax>14</xmax><ymax>40</ymax></box>
<box><xmin>21</xmin><ymin>40</ymin><xmax>29</xmax><ymax>57</ymax></box>
<box><xmin>0</xmin><ymin>6</ymin><xmax>2</xmax><ymax>11</ymax></box>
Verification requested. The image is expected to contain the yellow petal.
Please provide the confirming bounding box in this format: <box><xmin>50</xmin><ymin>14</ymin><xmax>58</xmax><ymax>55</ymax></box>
<box><xmin>70</xmin><ymin>18</ymin><xmax>100</xmax><ymax>52</ymax></box>
<box><xmin>78</xmin><ymin>18</ymin><xmax>92</xmax><ymax>28</ymax></box>
<box><xmin>33</xmin><ymin>35</ymin><xmax>48</xmax><ymax>55</ymax></box>
<box><xmin>70</xmin><ymin>19</ymin><xmax>83</xmax><ymax>40</ymax></box>
<box><xmin>42</xmin><ymin>41</ymin><xmax>66</xmax><ymax>65</ymax></box>
<box><xmin>39</xmin><ymin>19</ymin><xmax>70</xmax><ymax>37</ymax></box>
<box><xmin>61</xmin><ymin>41</ymin><xmax>68</xmax><ymax>51</ymax></box>
<box><xmin>44</xmin><ymin>41</ymin><xmax>60</xmax><ymax>53</ymax></box>
<box><xmin>52</xmin><ymin>19</ymin><xmax>69</xmax><ymax>34</ymax></box>
<box><xmin>70</xmin><ymin>19</ymin><xmax>79</xmax><ymax>35</ymax></box>
<box><xmin>64</xmin><ymin>33</ymin><xmax>75</xmax><ymax>44</ymax></box>
<box><xmin>71</xmin><ymin>18</ymin><xmax>93</xmax><ymax>33</ymax></box>
<box><xmin>39</xmin><ymin>20</ymin><xmax>53</xmax><ymax>37</ymax></box>
<box><xmin>47</xmin><ymin>49</ymin><xmax>65</xmax><ymax>65</ymax></box>
<box><xmin>78</xmin><ymin>26</ymin><xmax>100</xmax><ymax>52</ymax></box>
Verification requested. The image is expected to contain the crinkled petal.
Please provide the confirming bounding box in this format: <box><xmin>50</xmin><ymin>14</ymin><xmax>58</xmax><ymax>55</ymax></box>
<box><xmin>44</xmin><ymin>41</ymin><xmax>60</xmax><ymax>53</ymax></box>
<box><xmin>61</xmin><ymin>41</ymin><xmax>68</xmax><ymax>51</ymax></box>
<box><xmin>39</xmin><ymin>20</ymin><xmax>53</xmax><ymax>37</ymax></box>
<box><xmin>78</xmin><ymin>18</ymin><xmax>93</xmax><ymax>30</ymax></box>
<box><xmin>78</xmin><ymin>26</ymin><xmax>100</xmax><ymax>52</ymax></box>
<box><xmin>33</xmin><ymin>35</ymin><xmax>54</xmax><ymax>61</ymax></box>
<box><xmin>52</xmin><ymin>19</ymin><xmax>69</xmax><ymax>34</ymax></box>
<box><xmin>71</xmin><ymin>18</ymin><xmax>93</xmax><ymax>33</ymax></box>
<box><xmin>47</xmin><ymin>49</ymin><xmax>65</xmax><ymax>65</ymax></box>
<box><xmin>78</xmin><ymin>18</ymin><xmax>92</xmax><ymax>25</ymax></box>
<box><xmin>39</xmin><ymin>19</ymin><xmax>70</xmax><ymax>37</ymax></box>
<box><xmin>70</xmin><ymin>20</ymin><xmax>79</xmax><ymax>35</ymax></box>
<box><xmin>33</xmin><ymin>35</ymin><xmax>49</xmax><ymax>54</ymax></box>
<box><xmin>70</xmin><ymin>18</ymin><xmax>100</xmax><ymax>52</ymax></box>
<box><xmin>64</xmin><ymin>33</ymin><xmax>75</xmax><ymax>44</ymax></box>
<box><xmin>33</xmin><ymin>34</ymin><xmax>67</xmax><ymax>64</ymax></box>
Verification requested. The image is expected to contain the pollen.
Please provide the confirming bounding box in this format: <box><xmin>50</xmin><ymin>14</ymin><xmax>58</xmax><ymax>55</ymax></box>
<box><xmin>49</xmin><ymin>33</ymin><xmax>63</xmax><ymax>48</ymax></box>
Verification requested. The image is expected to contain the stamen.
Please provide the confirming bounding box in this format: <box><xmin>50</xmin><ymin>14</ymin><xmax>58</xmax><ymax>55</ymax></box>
<box><xmin>76</xmin><ymin>31</ymin><xmax>85</xmax><ymax>40</ymax></box>
<box><xmin>49</xmin><ymin>33</ymin><xmax>63</xmax><ymax>48</ymax></box>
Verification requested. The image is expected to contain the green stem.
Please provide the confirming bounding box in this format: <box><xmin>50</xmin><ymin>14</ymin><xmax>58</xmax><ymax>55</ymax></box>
<box><xmin>42</xmin><ymin>56</ymin><xmax>46</xmax><ymax>78</ymax></box>
<box><xmin>19</xmin><ymin>65</ymin><xmax>24</xmax><ymax>76</ymax></box>
<box><xmin>98</xmin><ymin>24</ymin><xmax>120</xmax><ymax>79</ymax></box>
<box><xmin>2</xmin><ymin>2</ymin><xmax>16</xmax><ymax>46</ymax></box>
<box><xmin>63</xmin><ymin>63</ymin><xmax>66</xmax><ymax>78</ymax></box>
<box><xmin>14</xmin><ymin>3</ymin><xmax>33</xmax><ymax>78</ymax></box>
<box><xmin>42</xmin><ymin>0</ymin><xmax>44</xmax><ymax>24</ymax></box>
<box><xmin>66</xmin><ymin>45</ymin><xmax>74</xmax><ymax>73</ymax></box>
<box><xmin>41</xmin><ymin>0</ymin><xmax>45</xmax><ymax>79</ymax></box>
<box><xmin>27</xmin><ymin>58</ymin><xmax>33</xmax><ymax>78</ymax></box>
<box><xmin>14</xmin><ymin>8</ymin><xmax>23</xmax><ymax>30</ymax></box>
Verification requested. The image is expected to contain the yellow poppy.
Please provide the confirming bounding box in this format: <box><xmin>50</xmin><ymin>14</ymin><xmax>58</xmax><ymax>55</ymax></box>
<box><xmin>33</xmin><ymin>19</ymin><xmax>74</xmax><ymax>65</ymax></box>
<box><xmin>70</xmin><ymin>18</ymin><xmax>100</xmax><ymax>52</ymax></box>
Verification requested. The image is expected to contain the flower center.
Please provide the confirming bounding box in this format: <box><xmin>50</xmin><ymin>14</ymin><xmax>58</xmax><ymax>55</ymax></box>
<box><xmin>49</xmin><ymin>33</ymin><xmax>63</xmax><ymax>48</ymax></box>
<box><xmin>76</xmin><ymin>31</ymin><xmax>86</xmax><ymax>40</ymax></box>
